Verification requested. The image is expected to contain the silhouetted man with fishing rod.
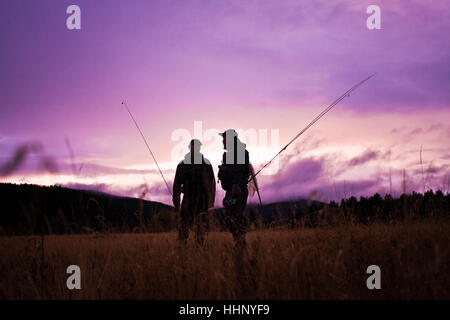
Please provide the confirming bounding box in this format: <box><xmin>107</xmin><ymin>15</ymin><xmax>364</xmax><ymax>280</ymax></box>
<box><xmin>218</xmin><ymin>129</ymin><xmax>253</xmax><ymax>250</ymax></box>
<box><xmin>173</xmin><ymin>139</ymin><xmax>216</xmax><ymax>246</ymax></box>
<box><xmin>218</xmin><ymin>129</ymin><xmax>260</xmax><ymax>297</ymax></box>
<box><xmin>124</xmin><ymin>73</ymin><xmax>376</xmax><ymax>247</ymax></box>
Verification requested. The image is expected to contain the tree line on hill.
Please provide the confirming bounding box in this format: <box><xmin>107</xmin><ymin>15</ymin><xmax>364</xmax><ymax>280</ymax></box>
<box><xmin>0</xmin><ymin>183</ymin><xmax>448</xmax><ymax>235</ymax></box>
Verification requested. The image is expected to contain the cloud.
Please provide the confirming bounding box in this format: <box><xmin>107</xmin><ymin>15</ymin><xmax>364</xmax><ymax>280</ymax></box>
<box><xmin>257</xmin><ymin>156</ymin><xmax>328</xmax><ymax>202</ymax></box>
<box><xmin>348</xmin><ymin>149</ymin><xmax>382</xmax><ymax>167</ymax></box>
<box><xmin>318</xmin><ymin>178</ymin><xmax>381</xmax><ymax>201</ymax></box>
<box><xmin>0</xmin><ymin>150</ymin><xmax>166</xmax><ymax>178</ymax></box>
<box><xmin>204</xmin><ymin>0</ymin><xmax>450</xmax><ymax>111</ymax></box>
<box><xmin>263</xmin><ymin>157</ymin><xmax>324</xmax><ymax>189</ymax></box>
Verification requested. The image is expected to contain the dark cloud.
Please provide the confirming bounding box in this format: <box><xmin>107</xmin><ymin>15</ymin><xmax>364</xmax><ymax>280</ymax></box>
<box><xmin>264</xmin><ymin>157</ymin><xmax>325</xmax><ymax>191</ymax></box>
<box><xmin>408</xmin><ymin>128</ymin><xmax>424</xmax><ymax>136</ymax></box>
<box><xmin>348</xmin><ymin>149</ymin><xmax>381</xmax><ymax>167</ymax></box>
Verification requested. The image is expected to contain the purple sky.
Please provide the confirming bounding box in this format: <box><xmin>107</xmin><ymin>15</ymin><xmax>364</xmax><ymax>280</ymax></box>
<box><xmin>1</xmin><ymin>0</ymin><xmax>449</xmax><ymax>205</ymax></box>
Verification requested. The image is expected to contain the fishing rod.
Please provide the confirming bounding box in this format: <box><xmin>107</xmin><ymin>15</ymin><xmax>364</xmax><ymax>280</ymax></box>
<box><xmin>249</xmin><ymin>73</ymin><xmax>377</xmax><ymax>183</ymax></box>
<box><xmin>122</xmin><ymin>101</ymin><xmax>173</xmax><ymax>197</ymax></box>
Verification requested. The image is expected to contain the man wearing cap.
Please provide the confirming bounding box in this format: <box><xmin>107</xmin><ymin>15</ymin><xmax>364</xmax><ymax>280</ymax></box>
<box><xmin>218</xmin><ymin>129</ymin><xmax>251</xmax><ymax>249</ymax></box>
<box><xmin>173</xmin><ymin>139</ymin><xmax>216</xmax><ymax>245</ymax></box>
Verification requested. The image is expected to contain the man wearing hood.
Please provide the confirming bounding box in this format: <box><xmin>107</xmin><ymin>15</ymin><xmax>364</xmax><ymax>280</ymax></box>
<box><xmin>173</xmin><ymin>139</ymin><xmax>215</xmax><ymax>245</ymax></box>
<box><xmin>218</xmin><ymin>129</ymin><xmax>251</xmax><ymax>249</ymax></box>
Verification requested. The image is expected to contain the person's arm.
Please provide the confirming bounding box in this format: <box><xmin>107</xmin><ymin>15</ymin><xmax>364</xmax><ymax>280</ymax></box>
<box><xmin>230</xmin><ymin>150</ymin><xmax>250</xmax><ymax>186</ymax></box>
<box><xmin>172</xmin><ymin>164</ymin><xmax>182</xmax><ymax>210</ymax></box>
<box><xmin>207</xmin><ymin>164</ymin><xmax>216</xmax><ymax>208</ymax></box>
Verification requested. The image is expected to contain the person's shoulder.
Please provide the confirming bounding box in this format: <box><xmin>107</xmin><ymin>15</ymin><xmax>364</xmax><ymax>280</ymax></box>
<box><xmin>202</xmin><ymin>156</ymin><xmax>212</xmax><ymax>165</ymax></box>
<box><xmin>177</xmin><ymin>160</ymin><xmax>186</xmax><ymax>168</ymax></box>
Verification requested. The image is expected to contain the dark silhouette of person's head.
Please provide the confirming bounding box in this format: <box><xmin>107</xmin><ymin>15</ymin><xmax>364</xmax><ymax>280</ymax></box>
<box><xmin>219</xmin><ymin>129</ymin><xmax>238</xmax><ymax>150</ymax></box>
<box><xmin>219</xmin><ymin>129</ymin><xmax>248</xmax><ymax>164</ymax></box>
<box><xmin>183</xmin><ymin>139</ymin><xmax>204</xmax><ymax>164</ymax></box>
<box><xmin>189</xmin><ymin>139</ymin><xmax>202</xmax><ymax>154</ymax></box>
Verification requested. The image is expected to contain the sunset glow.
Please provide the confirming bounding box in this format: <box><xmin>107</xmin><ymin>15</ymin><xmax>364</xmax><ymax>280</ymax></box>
<box><xmin>1</xmin><ymin>0</ymin><xmax>449</xmax><ymax>205</ymax></box>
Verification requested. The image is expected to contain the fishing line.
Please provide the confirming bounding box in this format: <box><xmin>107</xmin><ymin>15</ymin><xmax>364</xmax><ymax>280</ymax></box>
<box><xmin>249</xmin><ymin>73</ymin><xmax>377</xmax><ymax>182</ymax></box>
<box><xmin>122</xmin><ymin>101</ymin><xmax>173</xmax><ymax>197</ymax></box>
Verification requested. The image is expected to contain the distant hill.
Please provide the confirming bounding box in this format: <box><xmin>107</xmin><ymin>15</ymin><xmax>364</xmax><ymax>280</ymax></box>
<box><xmin>2</xmin><ymin>183</ymin><xmax>447</xmax><ymax>235</ymax></box>
<box><xmin>0</xmin><ymin>183</ymin><xmax>322</xmax><ymax>235</ymax></box>
<box><xmin>0</xmin><ymin>183</ymin><xmax>175</xmax><ymax>235</ymax></box>
<box><xmin>211</xmin><ymin>199</ymin><xmax>323</xmax><ymax>228</ymax></box>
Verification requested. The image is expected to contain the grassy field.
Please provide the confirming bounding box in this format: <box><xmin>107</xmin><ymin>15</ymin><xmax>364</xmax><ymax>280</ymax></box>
<box><xmin>0</xmin><ymin>220</ymin><xmax>449</xmax><ymax>300</ymax></box>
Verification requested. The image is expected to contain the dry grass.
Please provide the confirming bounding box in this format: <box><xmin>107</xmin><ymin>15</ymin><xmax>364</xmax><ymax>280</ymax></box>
<box><xmin>0</xmin><ymin>221</ymin><xmax>449</xmax><ymax>300</ymax></box>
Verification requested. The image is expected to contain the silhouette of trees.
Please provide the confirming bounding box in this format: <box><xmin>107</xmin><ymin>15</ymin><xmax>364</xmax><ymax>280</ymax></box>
<box><xmin>0</xmin><ymin>183</ymin><xmax>448</xmax><ymax>235</ymax></box>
